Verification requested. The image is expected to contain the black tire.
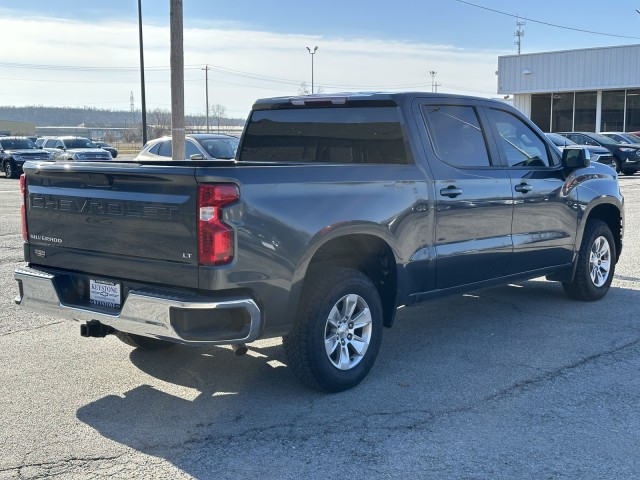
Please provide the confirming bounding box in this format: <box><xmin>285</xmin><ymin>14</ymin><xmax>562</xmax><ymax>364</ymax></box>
<box><xmin>115</xmin><ymin>331</ymin><xmax>176</xmax><ymax>350</ymax></box>
<box><xmin>562</xmin><ymin>219</ymin><xmax>616</xmax><ymax>301</ymax></box>
<box><xmin>4</xmin><ymin>161</ymin><xmax>17</xmax><ymax>179</ymax></box>
<box><xmin>612</xmin><ymin>158</ymin><xmax>622</xmax><ymax>174</ymax></box>
<box><xmin>621</xmin><ymin>170</ymin><xmax>635</xmax><ymax>176</ymax></box>
<box><xmin>283</xmin><ymin>266</ymin><xmax>384</xmax><ymax>392</ymax></box>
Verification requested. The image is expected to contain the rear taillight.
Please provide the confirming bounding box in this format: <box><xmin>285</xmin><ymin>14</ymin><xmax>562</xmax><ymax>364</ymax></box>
<box><xmin>20</xmin><ymin>174</ymin><xmax>28</xmax><ymax>241</ymax></box>
<box><xmin>197</xmin><ymin>184</ymin><xmax>239</xmax><ymax>266</ymax></box>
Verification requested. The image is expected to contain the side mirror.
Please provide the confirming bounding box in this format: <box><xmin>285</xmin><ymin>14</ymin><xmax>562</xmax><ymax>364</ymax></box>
<box><xmin>562</xmin><ymin>147</ymin><xmax>590</xmax><ymax>169</ymax></box>
<box><xmin>189</xmin><ymin>154</ymin><xmax>205</xmax><ymax>160</ymax></box>
<box><xmin>56</xmin><ymin>145</ymin><xmax>64</xmax><ymax>150</ymax></box>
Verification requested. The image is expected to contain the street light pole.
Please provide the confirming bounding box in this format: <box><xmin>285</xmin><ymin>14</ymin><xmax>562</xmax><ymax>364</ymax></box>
<box><xmin>202</xmin><ymin>65</ymin><xmax>210</xmax><ymax>133</ymax></box>
<box><xmin>137</xmin><ymin>0</ymin><xmax>148</xmax><ymax>145</ymax></box>
<box><xmin>429</xmin><ymin>70</ymin><xmax>436</xmax><ymax>93</ymax></box>
<box><xmin>306</xmin><ymin>46</ymin><xmax>318</xmax><ymax>94</ymax></box>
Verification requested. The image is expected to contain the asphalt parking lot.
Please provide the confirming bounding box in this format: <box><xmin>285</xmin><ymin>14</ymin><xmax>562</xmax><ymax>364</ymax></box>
<box><xmin>1</xmin><ymin>174</ymin><xmax>639</xmax><ymax>479</ymax></box>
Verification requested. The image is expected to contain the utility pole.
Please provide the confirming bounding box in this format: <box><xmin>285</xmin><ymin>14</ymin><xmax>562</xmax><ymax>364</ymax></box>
<box><xmin>202</xmin><ymin>65</ymin><xmax>210</xmax><ymax>133</ymax></box>
<box><xmin>137</xmin><ymin>0</ymin><xmax>148</xmax><ymax>144</ymax></box>
<box><xmin>515</xmin><ymin>17</ymin><xmax>525</xmax><ymax>55</ymax></box>
<box><xmin>429</xmin><ymin>70</ymin><xmax>437</xmax><ymax>93</ymax></box>
<box><xmin>170</xmin><ymin>0</ymin><xmax>185</xmax><ymax>160</ymax></box>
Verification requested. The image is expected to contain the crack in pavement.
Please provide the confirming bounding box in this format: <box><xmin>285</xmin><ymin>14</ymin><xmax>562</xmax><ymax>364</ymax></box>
<box><xmin>2</xmin><ymin>454</ymin><xmax>127</xmax><ymax>480</ymax></box>
<box><xmin>0</xmin><ymin>321</ymin><xmax>64</xmax><ymax>338</ymax></box>
<box><xmin>614</xmin><ymin>274</ymin><xmax>640</xmax><ymax>283</ymax></box>
<box><xmin>114</xmin><ymin>337</ymin><xmax>640</xmax><ymax>455</ymax></box>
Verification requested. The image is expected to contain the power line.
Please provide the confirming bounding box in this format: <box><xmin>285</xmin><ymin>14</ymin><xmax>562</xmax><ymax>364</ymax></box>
<box><xmin>454</xmin><ymin>0</ymin><xmax>640</xmax><ymax>40</ymax></box>
<box><xmin>0</xmin><ymin>61</ymin><xmax>203</xmax><ymax>72</ymax></box>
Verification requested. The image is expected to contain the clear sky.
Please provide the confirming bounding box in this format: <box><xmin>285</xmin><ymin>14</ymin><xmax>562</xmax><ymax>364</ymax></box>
<box><xmin>2</xmin><ymin>0</ymin><xmax>640</xmax><ymax>118</ymax></box>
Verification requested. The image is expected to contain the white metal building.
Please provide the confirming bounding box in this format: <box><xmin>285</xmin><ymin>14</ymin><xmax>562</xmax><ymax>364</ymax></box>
<box><xmin>497</xmin><ymin>44</ymin><xmax>640</xmax><ymax>133</ymax></box>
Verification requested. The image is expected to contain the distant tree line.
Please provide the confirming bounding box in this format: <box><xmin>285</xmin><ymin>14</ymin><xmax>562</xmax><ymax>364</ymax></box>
<box><xmin>0</xmin><ymin>105</ymin><xmax>246</xmax><ymax>130</ymax></box>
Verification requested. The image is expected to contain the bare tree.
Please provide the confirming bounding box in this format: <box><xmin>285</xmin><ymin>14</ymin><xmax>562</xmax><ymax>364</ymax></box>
<box><xmin>298</xmin><ymin>82</ymin><xmax>311</xmax><ymax>95</ymax></box>
<box><xmin>298</xmin><ymin>82</ymin><xmax>323</xmax><ymax>95</ymax></box>
<box><xmin>148</xmin><ymin>108</ymin><xmax>172</xmax><ymax>138</ymax></box>
<box><xmin>210</xmin><ymin>104</ymin><xmax>227</xmax><ymax>133</ymax></box>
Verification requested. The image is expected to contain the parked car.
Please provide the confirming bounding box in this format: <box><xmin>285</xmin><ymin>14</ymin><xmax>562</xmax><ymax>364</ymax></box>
<box><xmin>600</xmin><ymin>131</ymin><xmax>640</xmax><ymax>145</ymax></box>
<box><xmin>0</xmin><ymin>136</ymin><xmax>51</xmax><ymax>178</ymax></box>
<box><xmin>545</xmin><ymin>133</ymin><xmax>616</xmax><ymax>169</ymax></box>
<box><xmin>135</xmin><ymin>134</ymin><xmax>239</xmax><ymax>161</ymax></box>
<box><xmin>93</xmin><ymin>141</ymin><xmax>118</xmax><ymax>158</ymax></box>
<box><xmin>556</xmin><ymin>131</ymin><xmax>640</xmax><ymax>175</ymax></box>
<box><xmin>38</xmin><ymin>136</ymin><xmax>112</xmax><ymax>162</ymax></box>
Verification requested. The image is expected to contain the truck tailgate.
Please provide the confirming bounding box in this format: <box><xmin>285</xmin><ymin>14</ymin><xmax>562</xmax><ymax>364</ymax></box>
<box><xmin>23</xmin><ymin>162</ymin><xmax>200</xmax><ymax>288</ymax></box>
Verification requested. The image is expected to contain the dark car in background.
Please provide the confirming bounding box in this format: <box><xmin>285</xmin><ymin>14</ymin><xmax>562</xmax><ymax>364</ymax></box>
<box><xmin>600</xmin><ymin>131</ymin><xmax>640</xmax><ymax>145</ymax></box>
<box><xmin>557</xmin><ymin>131</ymin><xmax>640</xmax><ymax>175</ymax></box>
<box><xmin>545</xmin><ymin>133</ymin><xmax>616</xmax><ymax>169</ymax></box>
<box><xmin>0</xmin><ymin>137</ymin><xmax>51</xmax><ymax>178</ymax></box>
<box><xmin>39</xmin><ymin>136</ymin><xmax>113</xmax><ymax>162</ymax></box>
<box><xmin>135</xmin><ymin>134</ymin><xmax>239</xmax><ymax>161</ymax></box>
<box><xmin>93</xmin><ymin>141</ymin><xmax>118</xmax><ymax>158</ymax></box>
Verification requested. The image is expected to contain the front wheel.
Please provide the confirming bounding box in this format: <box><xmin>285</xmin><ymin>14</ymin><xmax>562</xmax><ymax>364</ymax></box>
<box><xmin>4</xmin><ymin>161</ymin><xmax>17</xmax><ymax>179</ymax></box>
<box><xmin>283</xmin><ymin>266</ymin><xmax>384</xmax><ymax>392</ymax></box>
<box><xmin>612</xmin><ymin>158</ymin><xmax>622</xmax><ymax>174</ymax></box>
<box><xmin>563</xmin><ymin>219</ymin><xmax>616</xmax><ymax>301</ymax></box>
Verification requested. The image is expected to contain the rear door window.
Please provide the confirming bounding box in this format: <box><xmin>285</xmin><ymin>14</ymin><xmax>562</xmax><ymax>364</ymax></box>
<box><xmin>157</xmin><ymin>140</ymin><xmax>172</xmax><ymax>157</ymax></box>
<box><xmin>185</xmin><ymin>140</ymin><xmax>202</xmax><ymax>158</ymax></box>
<box><xmin>421</xmin><ymin>105</ymin><xmax>491</xmax><ymax>167</ymax></box>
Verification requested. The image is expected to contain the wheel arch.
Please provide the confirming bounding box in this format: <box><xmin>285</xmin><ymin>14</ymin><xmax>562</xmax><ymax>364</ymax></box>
<box><xmin>584</xmin><ymin>202</ymin><xmax>623</xmax><ymax>262</ymax></box>
<box><xmin>293</xmin><ymin>232</ymin><xmax>401</xmax><ymax>329</ymax></box>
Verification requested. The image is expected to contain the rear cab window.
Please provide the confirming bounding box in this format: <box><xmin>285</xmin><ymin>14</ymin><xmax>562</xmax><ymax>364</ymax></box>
<box><xmin>239</xmin><ymin>106</ymin><xmax>412</xmax><ymax>164</ymax></box>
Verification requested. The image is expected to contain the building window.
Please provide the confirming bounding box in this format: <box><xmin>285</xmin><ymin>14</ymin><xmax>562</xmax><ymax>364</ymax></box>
<box><xmin>531</xmin><ymin>94</ymin><xmax>551</xmax><ymax>132</ymax></box>
<box><xmin>625</xmin><ymin>89</ymin><xmax>640</xmax><ymax>132</ymax></box>
<box><xmin>552</xmin><ymin>93</ymin><xmax>574</xmax><ymax>132</ymax></box>
<box><xmin>574</xmin><ymin>91</ymin><xmax>597</xmax><ymax>131</ymax></box>
<box><xmin>601</xmin><ymin>90</ymin><xmax>625</xmax><ymax>131</ymax></box>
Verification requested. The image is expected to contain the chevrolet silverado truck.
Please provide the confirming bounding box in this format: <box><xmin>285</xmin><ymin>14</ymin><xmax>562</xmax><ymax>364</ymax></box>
<box><xmin>14</xmin><ymin>93</ymin><xmax>624</xmax><ymax>392</ymax></box>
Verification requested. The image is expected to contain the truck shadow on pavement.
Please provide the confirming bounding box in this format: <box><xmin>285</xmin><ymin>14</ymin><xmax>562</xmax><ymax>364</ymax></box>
<box><xmin>76</xmin><ymin>279</ymin><xmax>640</xmax><ymax>478</ymax></box>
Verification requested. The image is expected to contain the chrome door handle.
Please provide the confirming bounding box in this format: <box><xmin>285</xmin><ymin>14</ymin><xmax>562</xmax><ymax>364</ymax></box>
<box><xmin>514</xmin><ymin>183</ymin><xmax>533</xmax><ymax>193</ymax></box>
<box><xmin>439</xmin><ymin>186</ymin><xmax>463</xmax><ymax>198</ymax></box>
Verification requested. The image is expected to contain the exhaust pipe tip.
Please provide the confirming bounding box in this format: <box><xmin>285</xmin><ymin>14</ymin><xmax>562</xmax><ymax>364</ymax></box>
<box><xmin>231</xmin><ymin>344</ymin><xmax>248</xmax><ymax>356</ymax></box>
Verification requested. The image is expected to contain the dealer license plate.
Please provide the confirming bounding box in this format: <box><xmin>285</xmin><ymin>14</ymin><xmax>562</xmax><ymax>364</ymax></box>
<box><xmin>89</xmin><ymin>279</ymin><xmax>121</xmax><ymax>308</ymax></box>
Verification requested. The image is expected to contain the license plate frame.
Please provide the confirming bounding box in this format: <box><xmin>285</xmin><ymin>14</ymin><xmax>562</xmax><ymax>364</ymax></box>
<box><xmin>89</xmin><ymin>279</ymin><xmax>121</xmax><ymax>309</ymax></box>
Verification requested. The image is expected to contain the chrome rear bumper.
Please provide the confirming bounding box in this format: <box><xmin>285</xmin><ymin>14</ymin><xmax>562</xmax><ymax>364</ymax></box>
<box><xmin>14</xmin><ymin>266</ymin><xmax>262</xmax><ymax>345</ymax></box>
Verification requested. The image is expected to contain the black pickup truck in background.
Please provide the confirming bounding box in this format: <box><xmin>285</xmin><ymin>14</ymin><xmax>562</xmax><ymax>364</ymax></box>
<box><xmin>14</xmin><ymin>93</ymin><xmax>624</xmax><ymax>392</ymax></box>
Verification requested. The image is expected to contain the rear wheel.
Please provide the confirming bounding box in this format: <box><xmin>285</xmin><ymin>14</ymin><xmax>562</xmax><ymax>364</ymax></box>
<box><xmin>115</xmin><ymin>331</ymin><xmax>176</xmax><ymax>350</ymax></box>
<box><xmin>562</xmin><ymin>219</ymin><xmax>616</xmax><ymax>301</ymax></box>
<box><xmin>283</xmin><ymin>266</ymin><xmax>383</xmax><ymax>392</ymax></box>
<box><xmin>621</xmin><ymin>170</ymin><xmax>635</xmax><ymax>176</ymax></box>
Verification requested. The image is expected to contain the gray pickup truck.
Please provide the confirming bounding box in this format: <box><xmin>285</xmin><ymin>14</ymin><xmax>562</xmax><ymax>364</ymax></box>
<box><xmin>14</xmin><ymin>93</ymin><xmax>624</xmax><ymax>392</ymax></box>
